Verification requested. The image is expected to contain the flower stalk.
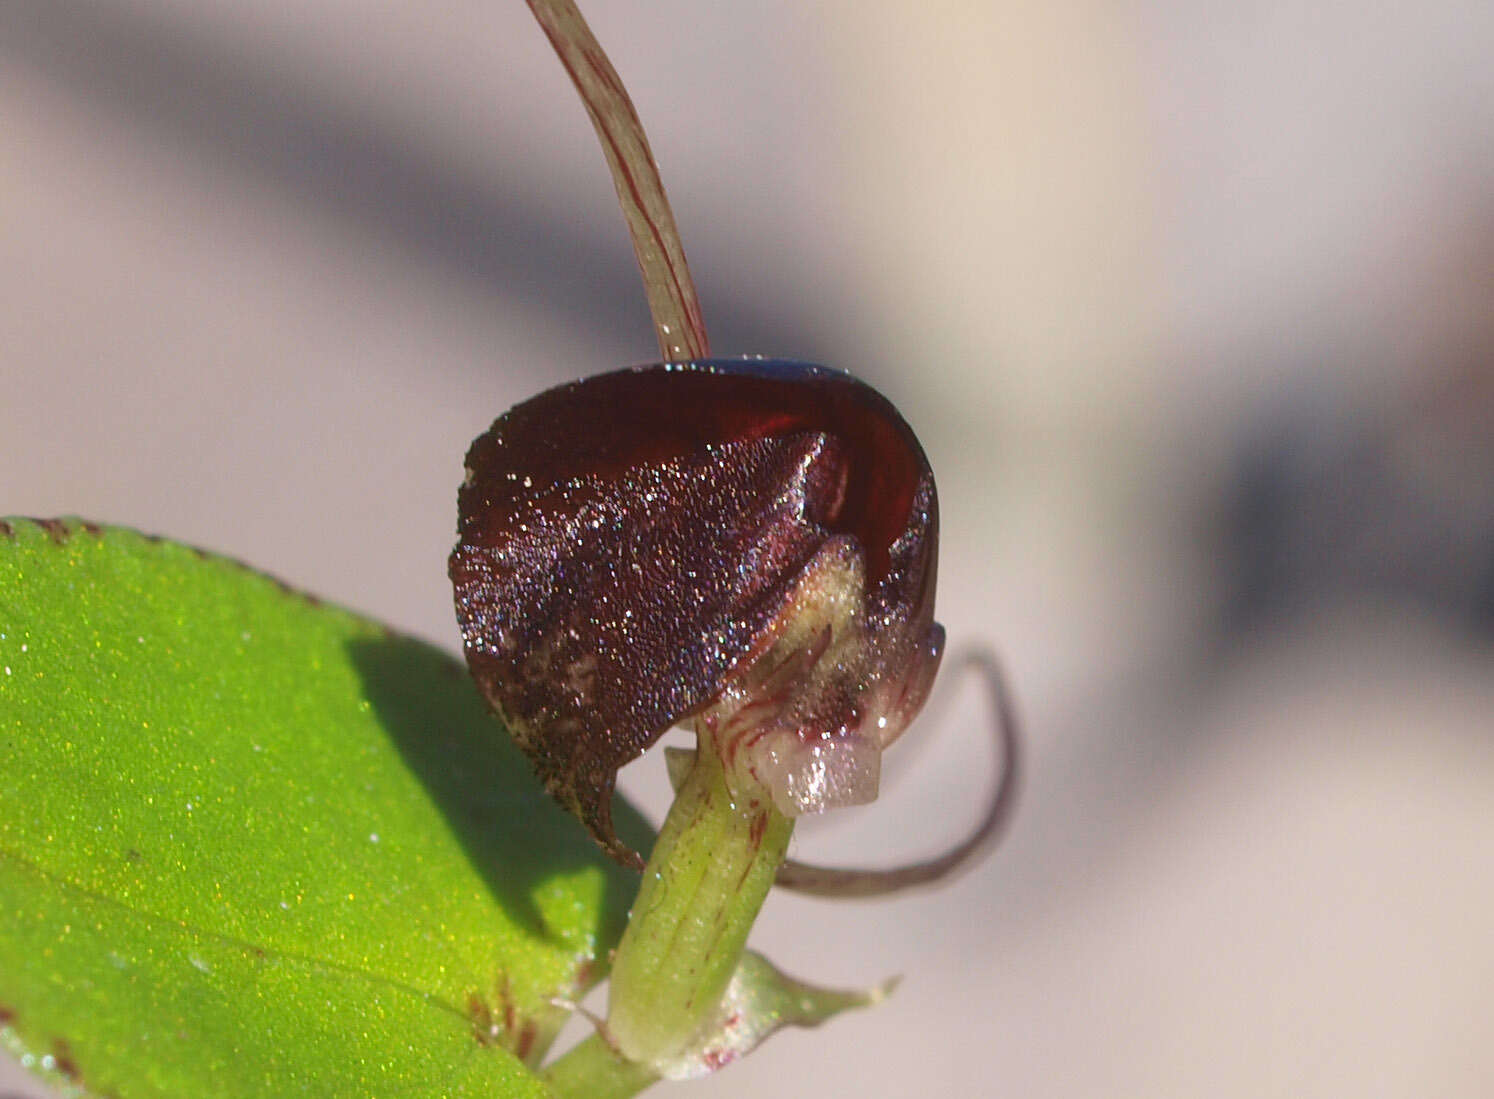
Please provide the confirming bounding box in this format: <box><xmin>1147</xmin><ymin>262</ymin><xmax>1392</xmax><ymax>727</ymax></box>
<box><xmin>605</xmin><ymin>722</ymin><xmax>795</xmax><ymax>1068</ymax></box>
<box><xmin>542</xmin><ymin>1034</ymin><xmax>660</xmax><ymax>1099</ymax></box>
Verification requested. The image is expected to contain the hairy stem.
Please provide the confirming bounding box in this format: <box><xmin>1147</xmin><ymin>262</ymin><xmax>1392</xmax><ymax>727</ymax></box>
<box><xmin>526</xmin><ymin>0</ymin><xmax>711</xmax><ymax>362</ymax></box>
<box><xmin>605</xmin><ymin>722</ymin><xmax>794</xmax><ymax>1068</ymax></box>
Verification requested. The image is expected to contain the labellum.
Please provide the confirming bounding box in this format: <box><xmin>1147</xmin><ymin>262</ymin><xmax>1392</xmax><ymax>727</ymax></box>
<box><xmin>450</xmin><ymin>359</ymin><xmax>944</xmax><ymax>868</ymax></box>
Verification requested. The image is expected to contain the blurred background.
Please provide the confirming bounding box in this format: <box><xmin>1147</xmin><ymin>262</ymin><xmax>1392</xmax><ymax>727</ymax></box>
<box><xmin>3</xmin><ymin>0</ymin><xmax>1492</xmax><ymax>1095</ymax></box>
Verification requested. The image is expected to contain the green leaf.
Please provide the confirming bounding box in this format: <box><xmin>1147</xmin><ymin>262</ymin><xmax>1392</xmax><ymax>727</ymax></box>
<box><xmin>0</xmin><ymin>518</ymin><xmax>648</xmax><ymax>1098</ymax></box>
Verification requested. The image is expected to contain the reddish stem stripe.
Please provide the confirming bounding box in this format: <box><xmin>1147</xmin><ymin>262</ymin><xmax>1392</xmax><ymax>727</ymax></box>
<box><xmin>527</xmin><ymin>0</ymin><xmax>711</xmax><ymax>362</ymax></box>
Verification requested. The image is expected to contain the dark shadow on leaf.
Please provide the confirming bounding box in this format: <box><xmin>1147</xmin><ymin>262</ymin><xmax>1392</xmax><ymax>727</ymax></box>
<box><xmin>346</xmin><ymin>635</ymin><xmax>652</xmax><ymax>953</ymax></box>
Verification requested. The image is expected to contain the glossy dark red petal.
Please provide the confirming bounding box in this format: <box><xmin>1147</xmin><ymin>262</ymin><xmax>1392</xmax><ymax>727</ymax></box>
<box><xmin>449</xmin><ymin>359</ymin><xmax>937</xmax><ymax>865</ymax></box>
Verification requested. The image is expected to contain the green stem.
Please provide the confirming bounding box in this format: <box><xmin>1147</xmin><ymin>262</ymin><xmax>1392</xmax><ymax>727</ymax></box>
<box><xmin>606</xmin><ymin>726</ymin><xmax>794</xmax><ymax>1068</ymax></box>
<box><xmin>542</xmin><ymin>1034</ymin><xmax>660</xmax><ymax>1099</ymax></box>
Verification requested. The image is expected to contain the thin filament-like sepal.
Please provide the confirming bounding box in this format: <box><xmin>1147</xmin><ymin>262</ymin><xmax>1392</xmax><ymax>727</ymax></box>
<box><xmin>773</xmin><ymin>649</ymin><xmax>1022</xmax><ymax>898</ymax></box>
<box><xmin>526</xmin><ymin>0</ymin><xmax>710</xmax><ymax>362</ymax></box>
